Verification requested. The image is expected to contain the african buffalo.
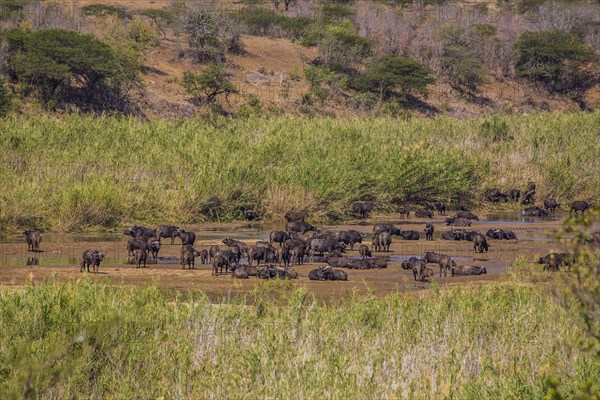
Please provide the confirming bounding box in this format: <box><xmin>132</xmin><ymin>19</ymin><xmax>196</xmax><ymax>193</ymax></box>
<box><xmin>445</xmin><ymin>217</ymin><xmax>472</xmax><ymax>226</ymax></box>
<box><xmin>523</xmin><ymin>206</ymin><xmax>548</xmax><ymax>217</ymax></box>
<box><xmin>134</xmin><ymin>248</ymin><xmax>148</xmax><ymax>269</ymax></box>
<box><xmin>424</xmin><ymin>223</ymin><xmax>434</xmax><ymax>241</ymax></box>
<box><xmin>435</xmin><ymin>202</ymin><xmax>446</xmax><ymax>215</ymax></box>
<box><xmin>485</xmin><ymin>188</ymin><xmax>508</xmax><ymax>203</ymax></box>
<box><xmin>398</xmin><ymin>207</ymin><xmax>410</xmax><ymax>219</ymax></box>
<box><xmin>308</xmin><ymin>267</ymin><xmax>327</xmax><ymax>281</ymax></box>
<box><xmin>336</xmin><ymin>230</ymin><xmax>366</xmax><ymax>250</ymax></box>
<box><xmin>287</xmin><ymin>221</ymin><xmax>317</xmax><ymax>234</ymax></box>
<box><xmin>244</xmin><ymin>209</ymin><xmax>260</xmax><ymax>221</ymax></box>
<box><xmin>124</xmin><ymin>225</ymin><xmax>155</xmax><ymax>239</ymax></box>
<box><xmin>400</xmin><ymin>230</ymin><xmax>420</xmax><ymax>240</ymax></box>
<box><xmin>441</xmin><ymin>229</ymin><xmax>465</xmax><ymax>241</ymax></box>
<box><xmin>284</xmin><ymin>210</ymin><xmax>307</xmax><ymax>222</ymax></box>
<box><xmin>198</xmin><ymin>249</ymin><xmax>209</xmax><ymax>264</ymax></box>
<box><xmin>147</xmin><ymin>238</ymin><xmax>161</xmax><ymax>259</ymax></box>
<box><xmin>538</xmin><ymin>253</ymin><xmax>565</xmax><ymax>272</ymax></box>
<box><xmin>222</xmin><ymin>237</ymin><xmax>248</xmax><ymax>253</ymax></box>
<box><xmin>352</xmin><ymin>201</ymin><xmax>374</xmax><ymax>218</ymax></box>
<box><xmin>373</xmin><ymin>224</ymin><xmax>402</xmax><ymax>236</ymax></box>
<box><xmin>415</xmin><ymin>210</ymin><xmax>433</xmax><ymax>218</ymax></box>
<box><xmin>309</xmin><ymin>239</ymin><xmax>345</xmax><ymax>259</ymax></box>
<box><xmin>424</xmin><ymin>252</ymin><xmax>455</xmax><ymax>277</ymax></box>
<box><xmin>451</xmin><ymin>265</ymin><xmax>487</xmax><ymax>276</ymax></box>
<box><xmin>232</xmin><ymin>265</ymin><xmax>249</xmax><ymax>279</ymax></box>
<box><xmin>270</xmin><ymin>231</ymin><xmax>290</xmax><ymax>246</ymax></box>
<box><xmin>485</xmin><ymin>228</ymin><xmax>517</xmax><ymax>240</ymax></box>
<box><xmin>177</xmin><ymin>230</ymin><xmax>196</xmax><ymax>246</ymax></box>
<box><xmin>155</xmin><ymin>225</ymin><xmax>180</xmax><ymax>244</ymax></box>
<box><xmin>80</xmin><ymin>250</ymin><xmax>105</xmax><ymax>273</ymax></box>
<box><xmin>472</xmin><ymin>234</ymin><xmax>489</xmax><ymax>253</ymax></box>
<box><xmin>543</xmin><ymin>198</ymin><xmax>561</xmax><ymax>213</ymax></box>
<box><xmin>212</xmin><ymin>255</ymin><xmax>229</xmax><ymax>275</ymax></box>
<box><xmin>401</xmin><ymin>257</ymin><xmax>426</xmax><ymax>281</ymax></box>
<box><xmin>507</xmin><ymin>188</ymin><xmax>521</xmax><ymax>202</ymax></box>
<box><xmin>359</xmin><ymin>244</ymin><xmax>372</xmax><ymax>259</ymax></box>
<box><xmin>456</xmin><ymin>210</ymin><xmax>479</xmax><ymax>220</ymax></box>
<box><xmin>420</xmin><ymin>267</ymin><xmax>434</xmax><ymax>281</ymax></box>
<box><xmin>521</xmin><ymin>182</ymin><xmax>536</xmax><ymax>205</ymax></box>
<box><xmin>208</xmin><ymin>245</ymin><xmax>220</xmax><ymax>262</ymax></box>
<box><xmin>570</xmin><ymin>201</ymin><xmax>591</xmax><ymax>217</ymax></box>
<box><xmin>276</xmin><ymin>246</ymin><xmax>291</xmax><ymax>267</ymax></box>
<box><xmin>23</xmin><ymin>229</ymin><xmax>40</xmax><ymax>252</ymax></box>
<box><xmin>290</xmin><ymin>246</ymin><xmax>305</xmax><ymax>265</ymax></box>
<box><xmin>377</xmin><ymin>231</ymin><xmax>392</xmax><ymax>252</ymax></box>
<box><xmin>127</xmin><ymin>238</ymin><xmax>149</xmax><ymax>257</ymax></box>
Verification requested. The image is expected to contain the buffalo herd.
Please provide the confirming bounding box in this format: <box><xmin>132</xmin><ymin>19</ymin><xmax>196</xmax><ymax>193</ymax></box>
<box><xmin>17</xmin><ymin>192</ymin><xmax>597</xmax><ymax>279</ymax></box>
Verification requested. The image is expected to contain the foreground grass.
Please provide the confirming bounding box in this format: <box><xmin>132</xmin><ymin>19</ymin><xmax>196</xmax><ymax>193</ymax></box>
<box><xmin>0</xmin><ymin>279</ymin><xmax>598</xmax><ymax>398</ymax></box>
<box><xmin>0</xmin><ymin>112</ymin><xmax>599</xmax><ymax>230</ymax></box>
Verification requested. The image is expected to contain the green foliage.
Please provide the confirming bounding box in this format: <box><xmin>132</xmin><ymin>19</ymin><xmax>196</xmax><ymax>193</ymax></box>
<box><xmin>236</xmin><ymin>7</ymin><xmax>314</xmax><ymax>41</ymax></box>
<box><xmin>3</xmin><ymin>29</ymin><xmax>140</xmax><ymax>112</ymax></box>
<box><xmin>136</xmin><ymin>8</ymin><xmax>175</xmax><ymax>24</ymax></box>
<box><xmin>440</xmin><ymin>25</ymin><xmax>486</xmax><ymax>93</ymax></box>
<box><xmin>0</xmin><ymin>112</ymin><xmax>598</xmax><ymax>229</ymax></box>
<box><xmin>182</xmin><ymin>66</ymin><xmax>238</xmax><ymax>104</ymax></box>
<box><xmin>352</xmin><ymin>54</ymin><xmax>434</xmax><ymax>99</ymax></box>
<box><xmin>318</xmin><ymin>22</ymin><xmax>372</xmax><ymax>69</ymax></box>
<box><xmin>81</xmin><ymin>4</ymin><xmax>131</xmax><ymax>19</ymax></box>
<box><xmin>0</xmin><ymin>0</ymin><xmax>30</xmax><ymax>21</ymax></box>
<box><xmin>303</xmin><ymin>65</ymin><xmax>347</xmax><ymax>98</ymax></box>
<box><xmin>185</xmin><ymin>10</ymin><xmax>243</xmax><ymax>64</ymax></box>
<box><xmin>515</xmin><ymin>31</ymin><xmax>596</xmax><ymax>95</ymax></box>
<box><xmin>0</xmin><ymin>280</ymin><xmax>598</xmax><ymax>397</ymax></box>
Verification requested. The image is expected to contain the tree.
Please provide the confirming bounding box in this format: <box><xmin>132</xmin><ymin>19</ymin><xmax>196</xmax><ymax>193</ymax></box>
<box><xmin>184</xmin><ymin>9</ymin><xmax>243</xmax><ymax>64</ymax></box>
<box><xmin>3</xmin><ymin>29</ymin><xmax>141</xmax><ymax>112</ymax></box>
<box><xmin>318</xmin><ymin>22</ymin><xmax>372</xmax><ymax>70</ymax></box>
<box><xmin>182</xmin><ymin>66</ymin><xmax>238</xmax><ymax>104</ymax></box>
<box><xmin>515</xmin><ymin>30</ymin><xmax>596</xmax><ymax>100</ymax></box>
<box><xmin>439</xmin><ymin>24</ymin><xmax>486</xmax><ymax>93</ymax></box>
<box><xmin>352</xmin><ymin>54</ymin><xmax>434</xmax><ymax>101</ymax></box>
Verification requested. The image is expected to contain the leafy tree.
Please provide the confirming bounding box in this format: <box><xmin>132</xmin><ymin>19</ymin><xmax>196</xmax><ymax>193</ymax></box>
<box><xmin>185</xmin><ymin>10</ymin><xmax>243</xmax><ymax>64</ymax></box>
<box><xmin>318</xmin><ymin>22</ymin><xmax>372</xmax><ymax>70</ymax></box>
<box><xmin>352</xmin><ymin>55</ymin><xmax>434</xmax><ymax>101</ymax></box>
<box><xmin>182</xmin><ymin>66</ymin><xmax>238</xmax><ymax>103</ymax></box>
<box><xmin>439</xmin><ymin>24</ymin><xmax>486</xmax><ymax>93</ymax></box>
<box><xmin>0</xmin><ymin>0</ymin><xmax>30</xmax><ymax>21</ymax></box>
<box><xmin>3</xmin><ymin>29</ymin><xmax>141</xmax><ymax>112</ymax></box>
<box><xmin>515</xmin><ymin>30</ymin><xmax>596</xmax><ymax>98</ymax></box>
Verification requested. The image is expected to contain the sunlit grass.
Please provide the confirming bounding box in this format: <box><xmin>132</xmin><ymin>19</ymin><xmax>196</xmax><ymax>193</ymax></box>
<box><xmin>0</xmin><ymin>112</ymin><xmax>598</xmax><ymax>230</ymax></box>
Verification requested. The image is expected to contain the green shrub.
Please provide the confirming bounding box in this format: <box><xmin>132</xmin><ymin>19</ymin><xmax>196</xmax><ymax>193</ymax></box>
<box><xmin>185</xmin><ymin>10</ymin><xmax>243</xmax><ymax>64</ymax></box>
<box><xmin>515</xmin><ymin>30</ymin><xmax>596</xmax><ymax>95</ymax></box>
<box><xmin>236</xmin><ymin>7</ymin><xmax>314</xmax><ymax>40</ymax></box>
<box><xmin>318</xmin><ymin>22</ymin><xmax>372</xmax><ymax>69</ymax></box>
<box><xmin>182</xmin><ymin>66</ymin><xmax>238</xmax><ymax>103</ymax></box>
<box><xmin>3</xmin><ymin>29</ymin><xmax>141</xmax><ymax>112</ymax></box>
<box><xmin>137</xmin><ymin>8</ymin><xmax>175</xmax><ymax>24</ymax></box>
<box><xmin>0</xmin><ymin>0</ymin><xmax>30</xmax><ymax>21</ymax></box>
<box><xmin>351</xmin><ymin>54</ymin><xmax>434</xmax><ymax>100</ymax></box>
<box><xmin>81</xmin><ymin>3</ymin><xmax>131</xmax><ymax>19</ymax></box>
<box><xmin>440</xmin><ymin>24</ymin><xmax>486</xmax><ymax>93</ymax></box>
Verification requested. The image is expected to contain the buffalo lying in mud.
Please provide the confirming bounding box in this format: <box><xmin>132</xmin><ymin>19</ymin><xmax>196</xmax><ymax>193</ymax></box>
<box><xmin>523</xmin><ymin>206</ymin><xmax>548</xmax><ymax>217</ymax></box>
<box><xmin>485</xmin><ymin>228</ymin><xmax>517</xmax><ymax>240</ymax></box>
<box><xmin>308</xmin><ymin>265</ymin><xmax>348</xmax><ymax>281</ymax></box>
<box><xmin>445</xmin><ymin>217</ymin><xmax>472</xmax><ymax>226</ymax></box>
<box><xmin>287</xmin><ymin>221</ymin><xmax>317</xmax><ymax>234</ymax></box>
<box><xmin>451</xmin><ymin>265</ymin><xmax>487</xmax><ymax>276</ymax></box>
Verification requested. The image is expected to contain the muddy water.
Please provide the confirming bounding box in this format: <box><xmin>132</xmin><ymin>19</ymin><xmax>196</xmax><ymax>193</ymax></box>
<box><xmin>0</xmin><ymin>212</ymin><xmax>575</xmax><ymax>298</ymax></box>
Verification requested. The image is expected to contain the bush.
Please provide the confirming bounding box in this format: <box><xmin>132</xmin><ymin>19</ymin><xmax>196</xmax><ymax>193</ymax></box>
<box><xmin>0</xmin><ymin>0</ymin><xmax>30</xmax><ymax>21</ymax></box>
<box><xmin>351</xmin><ymin>54</ymin><xmax>434</xmax><ymax>100</ymax></box>
<box><xmin>3</xmin><ymin>29</ymin><xmax>141</xmax><ymax>112</ymax></box>
<box><xmin>236</xmin><ymin>7</ymin><xmax>314</xmax><ymax>40</ymax></box>
<box><xmin>81</xmin><ymin>4</ymin><xmax>131</xmax><ymax>19</ymax></box>
<box><xmin>137</xmin><ymin>9</ymin><xmax>175</xmax><ymax>24</ymax></box>
<box><xmin>515</xmin><ymin>30</ymin><xmax>596</xmax><ymax>96</ymax></box>
<box><xmin>440</xmin><ymin>25</ymin><xmax>486</xmax><ymax>93</ymax></box>
<box><xmin>182</xmin><ymin>66</ymin><xmax>238</xmax><ymax>104</ymax></box>
<box><xmin>185</xmin><ymin>10</ymin><xmax>243</xmax><ymax>64</ymax></box>
<box><xmin>318</xmin><ymin>22</ymin><xmax>372</xmax><ymax>70</ymax></box>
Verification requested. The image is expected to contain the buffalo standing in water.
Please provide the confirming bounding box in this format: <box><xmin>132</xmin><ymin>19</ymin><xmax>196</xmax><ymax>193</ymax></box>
<box><xmin>23</xmin><ymin>229</ymin><xmax>41</xmax><ymax>252</ymax></box>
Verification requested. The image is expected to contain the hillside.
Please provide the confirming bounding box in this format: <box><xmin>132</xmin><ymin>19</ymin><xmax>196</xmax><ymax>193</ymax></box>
<box><xmin>0</xmin><ymin>0</ymin><xmax>598</xmax><ymax>118</ymax></box>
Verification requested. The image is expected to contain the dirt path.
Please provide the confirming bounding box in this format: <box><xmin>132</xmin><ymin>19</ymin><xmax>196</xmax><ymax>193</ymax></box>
<box><xmin>0</xmin><ymin>212</ymin><xmax>569</xmax><ymax>299</ymax></box>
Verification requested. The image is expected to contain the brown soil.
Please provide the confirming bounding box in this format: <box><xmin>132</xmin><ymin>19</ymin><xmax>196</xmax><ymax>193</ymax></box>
<box><xmin>0</xmin><ymin>213</ymin><xmax>569</xmax><ymax>300</ymax></box>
